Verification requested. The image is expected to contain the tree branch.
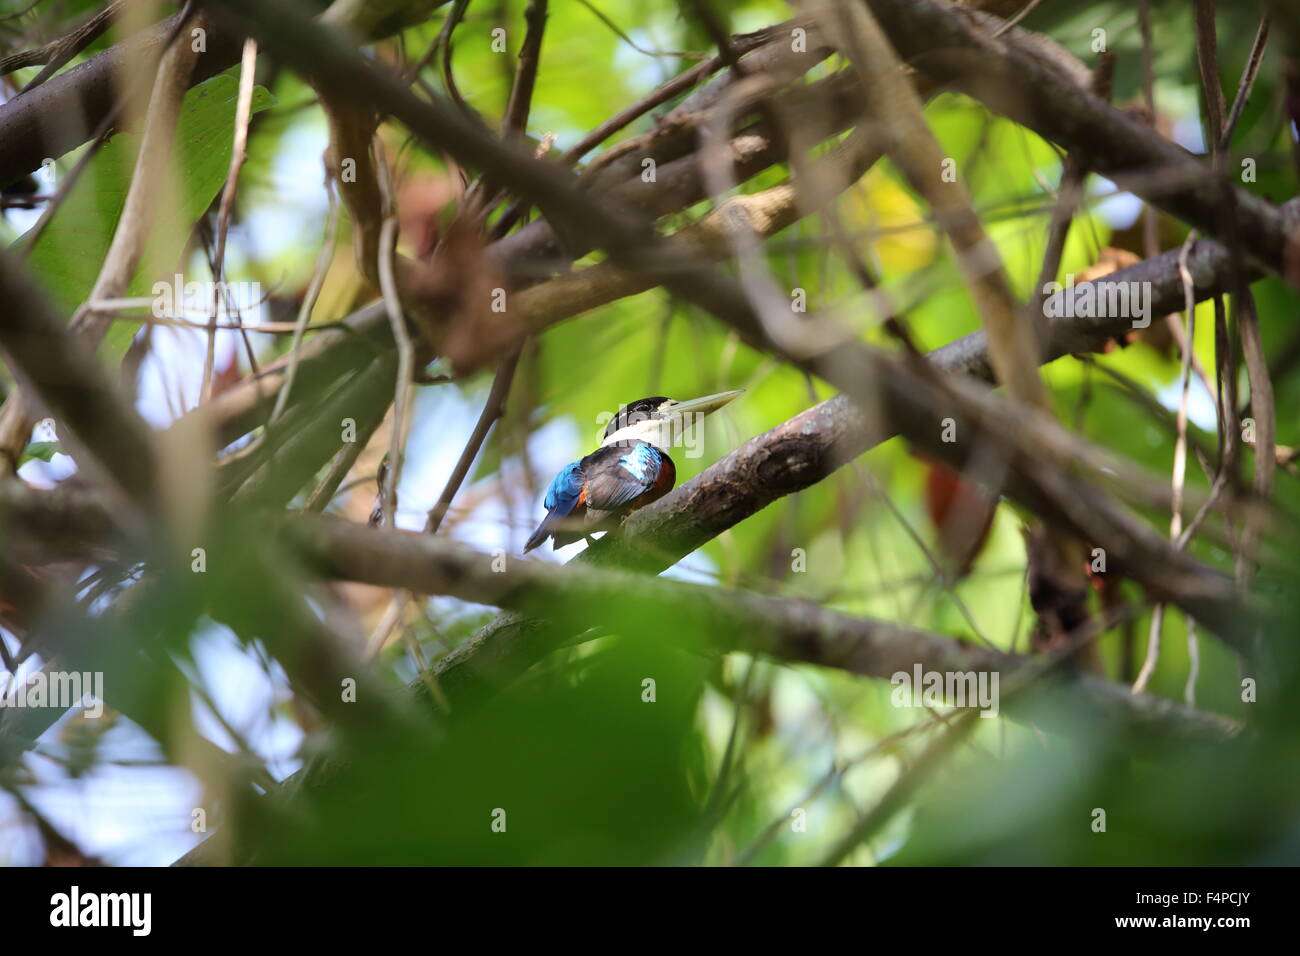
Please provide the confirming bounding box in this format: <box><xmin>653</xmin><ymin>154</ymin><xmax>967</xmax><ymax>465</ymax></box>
<box><xmin>0</xmin><ymin>249</ymin><xmax>158</xmax><ymax>511</ymax></box>
<box><xmin>862</xmin><ymin>0</ymin><xmax>1298</xmax><ymax>281</ymax></box>
<box><xmin>288</xmin><ymin>515</ymin><xmax>1242</xmax><ymax>747</ymax></box>
<box><xmin>448</xmin><ymin>222</ymin><xmax>1288</xmax><ymax>693</ymax></box>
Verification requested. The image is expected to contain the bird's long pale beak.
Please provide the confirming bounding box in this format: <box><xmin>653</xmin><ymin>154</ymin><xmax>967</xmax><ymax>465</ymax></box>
<box><xmin>670</xmin><ymin>389</ymin><xmax>745</xmax><ymax>418</ymax></box>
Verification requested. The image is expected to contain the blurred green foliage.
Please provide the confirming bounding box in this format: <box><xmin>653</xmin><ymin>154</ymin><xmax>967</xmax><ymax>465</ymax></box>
<box><xmin>1</xmin><ymin>0</ymin><xmax>1297</xmax><ymax>867</ymax></box>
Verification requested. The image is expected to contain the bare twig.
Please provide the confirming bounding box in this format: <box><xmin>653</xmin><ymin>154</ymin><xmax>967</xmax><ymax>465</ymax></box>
<box><xmin>1237</xmin><ymin>289</ymin><xmax>1275</xmax><ymax>580</ymax></box>
<box><xmin>0</xmin><ymin>250</ymin><xmax>158</xmax><ymax>510</ymax></box>
<box><xmin>201</xmin><ymin>36</ymin><xmax>258</xmax><ymax>406</ymax></box>
<box><xmin>0</xmin><ymin>10</ymin><xmax>204</xmax><ymax>473</ymax></box>
<box><xmin>817</xmin><ymin>596</ymin><xmax>1155</xmax><ymax>866</ymax></box>
<box><xmin>1033</xmin><ymin>53</ymin><xmax>1117</xmax><ymax>306</ymax></box>
<box><xmin>1137</xmin><ymin>0</ymin><xmax>1159</xmax><ymax>262</ymax></box>
<box><xmin>574</xmin><ymin>0</ymin><xmax>703</xmax><ymax>60</ymax></box>
<box><xmin>270</xmin><ymin>180</ymin><xmax>341</xmax><ymax>424</ymax></box>
<box><xmin>1</xmin><ymin>0</ymin><xmax>132</xmax><ymax>86</ymax></box>
<box><xmin>501</xmin><ymin>0</ymin><xmax>546</xmax><ymax>139</ymax></box>
<box><xmin>1134</xmin><ymin>233</ymin><xmax>1199</xmax><ymax>695</ymax></box>
<box><xmin>821</xmin><ymin>0</ymin><xmax>1049</xmax><ymax>412</ymax></box>
<box><xmin>1220</xmin><ymin>17</ymin><xmax>1270</xmax><ymax>151</ymax></box>
<box><xmin>425</xmin><ymin>348</ymin><xmax>523</xmax><ymax>536</ymax></box>
<box><xmin>364</xmin><ymin>345</ymin><xmax>523</xmax><ymax>660</ymax></box>
<box><xmin>376</xmin><ymin>160</ymin><xmax>414</xmax><ymax>531</ymax></box>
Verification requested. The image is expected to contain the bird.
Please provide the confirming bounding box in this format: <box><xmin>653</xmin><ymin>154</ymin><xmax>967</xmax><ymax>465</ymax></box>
<box><xmin>524</xmin><ymin>390</ymin><xmax>744</xmax><ymax>552</ymax></box>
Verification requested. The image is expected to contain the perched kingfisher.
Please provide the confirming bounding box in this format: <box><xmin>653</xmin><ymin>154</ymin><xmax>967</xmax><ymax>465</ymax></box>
<box><xmin>524</xmin><ymin>390</ymin><xmax>744</xmax><ymax>552</ymax></box>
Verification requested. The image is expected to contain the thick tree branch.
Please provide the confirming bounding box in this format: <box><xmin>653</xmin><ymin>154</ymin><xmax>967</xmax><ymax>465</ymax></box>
<box><xmin>0</xmin><ymin>249</ymin><xmax>158</xmax><ymax>510</ymax></box>
<box><xmin>0</xmin><ymin>1</ymin><xmax>455</xmax><ymax>189</ymax></box>
<box><xmin>288</xmin><ymin>515</ymin><xmax>1241</xmax><ymax>747</ymax></box>
<box><xmin>861</xmin><ymin>0</ymin><xmax>1297</xmax><ymax>281</ymax></box>
<box><xmin>128</xmin><ymin>0</ymin><xmax>1287</xmax><ymax>715</ymax></box>
<box><xmin>0</xmin><ymin>9</ymin><xmax>239</xmax><ymax>189</ymax></box>
<box><xmin>824</xmin><ymin>0</ymin><xmax>1049</xmax><ymax>410</ymax></box>
<box><xmin>447</xmin><ymin>223</ymin><xmax>1287</xmax><ymax>694</ymax></box>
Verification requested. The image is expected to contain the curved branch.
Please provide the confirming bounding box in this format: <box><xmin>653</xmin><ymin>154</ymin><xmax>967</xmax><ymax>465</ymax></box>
<box><xmin>288</xmin><ymin>515</ymin><xmax>1242</xmax><ymax>747</ymax></box>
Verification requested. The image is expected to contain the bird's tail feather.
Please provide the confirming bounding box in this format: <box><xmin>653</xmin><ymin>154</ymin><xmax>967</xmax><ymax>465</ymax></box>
<box><xmin>524</xmin><ymin>509</ymin><xmax>563</xmax><ymax>552</ymax></box>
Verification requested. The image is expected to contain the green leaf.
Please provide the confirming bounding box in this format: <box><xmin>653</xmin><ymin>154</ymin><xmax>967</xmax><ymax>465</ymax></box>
<box><xmin>17</xmin><ymin>69</ymin><xmax>276</xmax><ymax>360</ymax></box>
<box><xmin>17</xmin><ymin>440</ymin><xmax>60</xmax><ymax>467</ymax></box>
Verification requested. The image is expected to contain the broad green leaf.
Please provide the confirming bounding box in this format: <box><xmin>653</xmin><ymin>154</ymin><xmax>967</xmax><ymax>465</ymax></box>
<box><xmin>18</xmin><ymin>69</ymin><xmax>275</xmax><ymax>359</ymax></box>
<box><xmin>17</xmin><ymin>440</ymin><xmax>60</xmax><ymax>467</ymax></box>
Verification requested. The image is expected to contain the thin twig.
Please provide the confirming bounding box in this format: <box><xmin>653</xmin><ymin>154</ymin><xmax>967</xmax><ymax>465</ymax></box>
<box><xmin>574</xmin><ymin>0</ymin><xmax>704</xmax><ymax>59</ymax></box>
<box><xmin>1236</xmin><ymin>289</ymin><xmax>1275</xmax><ymax>581</ymax></box>
<box><xmin>1</xmin><ymin>0</ymin><xmax>129</xmax><ymax>86</ymax></box>
<box><xmin>501</xmin><ymin>0</ymin><xmax>546</xmax><ymax>139</ymax></box>
<box><xmin>828</xmin><ymin>0</ymin><xmax>1050</xmax><ymax>411</ymax></box>
<box><xmin>424</xmin><ymin>347</ymin><xmax>523</xmax><ymax>536</ymax></box>
<box><xmin>0</xmin><ymin>7</ymin><xmax>201</xmax><ymax>473</ymax></box>
<box><xmin>1134</xmin><ymin>232</ymin><xmax>1199</xmax><ymax>695</ymax></box>
<box><xmin>303</xmin><ymin>418</ymin><xmax>380</xmax><ymax>514</ymax></box>
<box><xmin>1193</xmin><ymin>1</ymin><xmax>1227</xmax><ymax>156</ymax></box>
<box><xmin>270</xmin><ymin>178</ymin><xmax>341</xmax><ymax>423</ymax></box>
<box><xmin>1137</xmin><ymin>0</ymin><xmax>1160</xmax><ymax>262</ymax></box>
<box><xmin>820</xmin><ymin>603</ymin><xmax>1134</xmax><ymax>866</ymax></box>
<box><xmin>990</xmin><ymin>0</ymin><xmax>1045</xmax><ymax>38</ymax></box>
<box><xmin>0</xmin><ymin>0</ymin><xmax>45</xmax><ymax>24</ymax></box>
<box><xmin>376</xmin><ymin>213</ymin><xmax>413</xmax><ymax>528</ymax></box>
<box><xmin>461</xmin><ymin>0</ymin><xmax>549</xmax><ymax>224</ymax></box>
<box><xmin>364</xmin><ymin>345</ymin><xmax>524</xmax><ymax>660</ymax></box>
<box><xmin>734</xmin><ymin>718</ymin><xmax>942</xmax><ymax>865</ymax></box>
<box><xmin>1033</xmin><ymin>53</ymin><xmax>1117</xmax><ymax>311</ymax></box>
<box><xmin>202</xmin><ymin>37</ymin><xmax>258</xmax><ymax>405</ymax></box>
<box><xmin>1219</xmin><ymin>17</ymin><xmax>1270</xmax><ymax>152</ymax></box>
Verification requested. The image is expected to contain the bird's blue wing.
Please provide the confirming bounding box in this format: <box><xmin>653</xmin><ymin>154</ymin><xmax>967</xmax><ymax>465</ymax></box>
<box><xmin>525</xmin><ymin>460</ymin><xmax>586</xmax><ymax>552</ymax></box>
<box><xmin>543</xmin><ymin>460</ymin><xmax>585</xmax><ymax>513</ymax></box>
<box><xmin>581</xmin><ymin>443</ymin><xmax>666</xmax><ymax>511</ymax></box>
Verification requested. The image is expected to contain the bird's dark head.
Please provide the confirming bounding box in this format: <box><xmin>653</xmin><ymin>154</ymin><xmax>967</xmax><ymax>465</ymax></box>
<box><xmin>602</xmin><ymin>396</ymin><xmax>672</xmax><ymax>440</ymax></box>
<box><xmin>600</xmin><ymin>390</ymin><xmax>744</xmax><ymax>449</ymax></box>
